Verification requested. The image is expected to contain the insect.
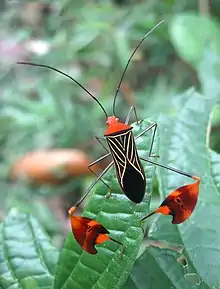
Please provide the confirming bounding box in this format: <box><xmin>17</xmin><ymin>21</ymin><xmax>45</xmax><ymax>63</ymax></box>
<box><xmin>17</xmin><ymin>20</ymin><xmax>200</xmax><ymax>219</ymax></box>
<box><xmin>17</xmin><ymin>21</ymin><xmax>162</xmax><ymax>204</ymax></box>
<box><xmin>140</xmin><ymin>175</ymin><xmax>200</xmax><ymax>231</ymax></box>
<box><xmin>68</xmin><ymin>206</ymin><xmax>124</xmax><ymax>255</ymax></box>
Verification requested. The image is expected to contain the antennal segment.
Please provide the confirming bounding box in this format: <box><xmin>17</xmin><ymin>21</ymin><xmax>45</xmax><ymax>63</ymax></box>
<box><xmin>112</xmin><ymin>20</ymin><xmax>164</xmax><ymax>116</ymax></box>
<box><xmin>17</xmin><ymin>62</ymin><xmax>108</xmax><ymax>119</ymax></box>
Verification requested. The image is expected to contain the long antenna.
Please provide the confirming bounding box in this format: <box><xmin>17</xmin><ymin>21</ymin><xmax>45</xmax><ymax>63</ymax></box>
<box><xmin>17</xmin><ymin>62</ymin><xmax>108</xmax><ymax>119</ymax></box>
<box><xmin>112</xmin><ymin>20</ymin><xmax>164</xmax><ymax>116</ymax></box>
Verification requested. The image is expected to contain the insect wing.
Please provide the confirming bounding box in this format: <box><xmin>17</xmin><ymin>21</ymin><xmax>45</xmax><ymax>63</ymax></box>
<box><xmin>107</xmin><ymin>130</ymin><xmax>146</xmax><ymax>203</ymax></box>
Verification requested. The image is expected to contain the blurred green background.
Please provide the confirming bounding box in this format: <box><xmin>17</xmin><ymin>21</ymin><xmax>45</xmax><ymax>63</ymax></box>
<box><xmin>0</xmin><ymin>0</ymin><xmax>220</xmax><ymax>248</ymax></box>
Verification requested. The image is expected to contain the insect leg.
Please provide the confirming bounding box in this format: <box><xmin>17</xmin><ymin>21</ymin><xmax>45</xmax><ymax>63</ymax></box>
<box><xmin>147</xmin><ymin>123</ymin><xmax>159</xmax><ymax>158</ymax></box>
<box><xmin>95</xmin><ymin>136</ymin><xmax>109</xmax><ymax>153</ymax></box>
<box><xmin>74</xmin><ymin>161</ymin><xmax>114</xmax><ymax>208</ymax></box>
<box><xmin>88</xmin><ymin>136</ymin><xmax>112</xmax><ymax>190</ymax></box>
<box><xmin>140</xmin><ymin>157</ymin><xmax>198</xmax><ymax>180</ymax></box>
<box><xmin>89</xmin><ymin>153</ymin><xmax>111</xmax><ymax>167</ymax></box>
<box><xmin>125</xmin><ymin>106</ymin><xmax>139</xmax><ymax>125</ymax></box>
<box><xmin>133</xmin><ymin>106</ymin><xmax>139</xmax><ymax>125</ymax></box>
<box><xmin>135</xmin><ymin>122</ymin><xmax>159</xmax><ymax>157</ymax></box>
<box><xmin>88</xmin><ymin>161</ymin><xmax>112</xmax><ymax>191</ymax></box>
<box><xmin>140</xmin><ymin>211</ymin><xmax>156</xmax><ymax>234</ymax></box>
<box><xmin>86</xmin><ymin>137</ymin><xmax>114</xmax><ymax>199</ymax></box>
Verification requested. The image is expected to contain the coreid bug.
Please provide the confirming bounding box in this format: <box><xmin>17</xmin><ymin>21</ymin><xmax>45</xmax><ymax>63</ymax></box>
<box><xmin>17</xmin><ymin>20</ymin><xmax>200</xmax><ymax>224</ymax></box>
<box><xmin>68</xmin><ymin>206</ymin><xmax>124</xmax><ymax>255</ymax></box>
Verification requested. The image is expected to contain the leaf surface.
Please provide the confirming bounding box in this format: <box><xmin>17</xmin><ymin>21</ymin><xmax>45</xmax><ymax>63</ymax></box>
<box><xmin>125</xmin><ymin>245</ymin><xmax>203</xmax><ymax>289</ymax></box>
<box><xmin>0</xmin><ymin>210</ymin><xmax>59</xmax><ymax>289</ymax></box>
<box><xmin>169</xmin><ymin>13</ymin><xmax>220</xmax><ymax>68</ymax></box>
<box><xmin>123</xmin><ymin>53</ymin><xmax>220</xmax><ymax>289</ymax></box>
<box><xmin>154</xmin><ymin>93</ymin><xmax>220</xmax><ymax>288</ymax></box>
<box><xmin>126</xmin><ymin>148</ymin><xmax>220</xmax><ymax>289</ymax></box>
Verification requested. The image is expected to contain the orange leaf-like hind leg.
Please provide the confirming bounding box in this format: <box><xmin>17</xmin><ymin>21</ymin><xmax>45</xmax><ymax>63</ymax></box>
<box><xmin>140</xmin><ymin>176</ymin><xmax>200</xmax><ymax>225</ymax></box>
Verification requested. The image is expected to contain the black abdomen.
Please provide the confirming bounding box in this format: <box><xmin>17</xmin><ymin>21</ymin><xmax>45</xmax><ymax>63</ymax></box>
<box><xmin>121</xmin><ymin>162</ymin><xmax>146</xmax><ymax>203</ymax></box>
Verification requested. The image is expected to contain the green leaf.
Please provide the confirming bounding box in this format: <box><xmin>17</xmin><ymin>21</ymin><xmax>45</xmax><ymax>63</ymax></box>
<box><xmin>0</xmin><ymin>209</ymin><xmax>59</xmax><ymax>289</ymax></box>
<box><xmin>113</xmin><ymin>28</ymin><xmax>131</xmax><ymax>68</ymax></box>
<box><xmin>155</xmin><ymin>91</ymin><xmax>220</xmax><ymax>287</ymax></box>
<box><xmin>128</xmin><ymin>145</ymin><xmax>220</xmax><ymax>289</ymax></box>
<box><xmin>123</xmin><ymin>52</ymin><xmax>220</xmax><ymax>287</ymax></box>
<box><xmin>123</xmin><ymin>53</ymin><xmax>220</xmax><ymax>289</ymax></box>
<box><xmin>210</xmin><ymin>149</ymin><xmax>220</xmax><ymax>189</ymax></box>
<box><xmin>54</xmin><ymin>119</ymin><xmax>158</xmax><ymax>289</ymax></box>
<box><xmin>147</xmin><ymin>80</ymin><xmax>219</xmax><ymax>288</ymax></box>
<box><xmin>6</xmin><ymin>193</ymin><xmax>61</xmax><ymax>236</ymax></box>
<box><xmin>124</xmin><ymin>245</ymin><xmax>202</xmax><ymax>289</ymax></box>
<box><xmin>169</xmin><ymin>13</ymin><xmax>220</xmax><ymax>68</ymax></box>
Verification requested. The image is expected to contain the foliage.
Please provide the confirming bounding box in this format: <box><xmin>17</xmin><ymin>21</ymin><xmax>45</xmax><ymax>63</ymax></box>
<box><xmin>169</xmin><ymin>13</ymin><xmax>220</xmax><ymax>68</ymax></box>
<box><xmin>0</xmin><ymin>0</ymin><xmax>220</xmax><ymax>289</ymax></box>
<box><xmin>0</xmin><ymin>209</ymin><xmax>59</xmax><ymax>288</ymax></box>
